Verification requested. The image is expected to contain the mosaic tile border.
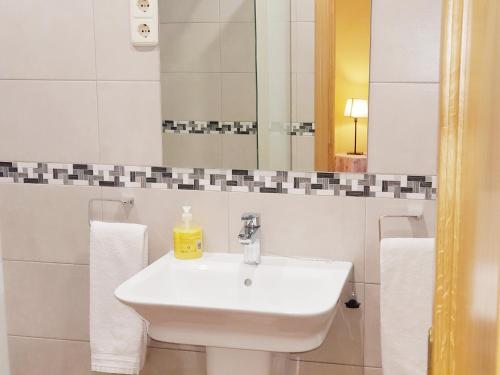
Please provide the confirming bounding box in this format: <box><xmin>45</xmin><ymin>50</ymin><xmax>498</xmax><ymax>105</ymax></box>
<box><xmin>290</xmin><ymin>122</ymin><xmax>315</xmax><ymax>136</ymax></box>
<box><xmin>162</xmin><ymin>121</ymin><xmax>316</xmax><ymax>136</ymax></box>
<box><xmin>270</xmin><ymin>122</ymin><xmax>316</xmax><ymax>136</ymax></box>
<box><xmin>0</xmin><ymin>161</ymin><xmax>437</xmax><ymax>200</ymax></box>
<box><xmin>162</xmin><ymin>120</ymin><xmax>257</xmax><ymax>135</ymax></box>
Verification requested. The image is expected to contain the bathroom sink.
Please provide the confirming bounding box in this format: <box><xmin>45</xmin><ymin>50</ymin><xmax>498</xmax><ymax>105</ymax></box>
<box><xmin>115</xmin><ymin>252</ymin><xmax>352</xmax><ymax>353</ymax></box>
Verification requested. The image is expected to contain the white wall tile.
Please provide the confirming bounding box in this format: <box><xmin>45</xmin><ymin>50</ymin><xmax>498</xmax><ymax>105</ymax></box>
<box><xmin>8</xmin><ymin>336</ymin><xmax>206</xmax><ymax>375</ymax></box>
<box><xmin>296</xmin><ymin>73</ymin><xmax>314</xmax><ymax>122</ymax></box>
<box><xmin>371</xmin><ymin>0</ymin><xmax>442</xmax><ymax>83</ymax></box>
<box><xmin>142</xmin><ymin>347</ymin><xmax>207</xmax><ymax>375</ymax></box>
<box><xmin>0</xmin><ymin>0</ymin><xmax>95</xmax><ymax>80</ymax></box>
<box><xmin>292</xmin><ymin>136</ymin><xmax>315</xmax><ymax>172</ymax></box>
<box><xmin>0</xmin><ymin>248</ymin><xmax>8</xmax><ymax>375</ymax></box>
<box><xmin>228</xmin><ymin>193</ymin><xmax>366</xmax><ymax>281</ymax></box>
<box><xmin>0</xmin><ymin>184</ymin><xmax>100</xmax><ymax>265</ymax></box>
<box><xmin>162</xmin><ymin>73</ymin><xmax>222</xmax><ymax>121</ymax></box>
<box><xmin>159</xmin><ymin>0</ymin><xmax>219</xmax><ymax>23</ymax></box>
<box><xmin>8</xmin><ymin>337</ymin><xmax>92</xmax><ymax>375</ymax></box>
<box><xmin>367</xmin><ymin>83</ymin><xmax>439</xmax><ymax>175</ymax></box>
<box><xmin>222</xmin><ymin>135</ymin><xmax>258</xmax><ymax>169</ymax></box>
<box><xmin>365</xmin><ymin>198</ymin><xmax>437</xmax><ymax>284</ymax></box>
<box><xmin>0</xmin><ymin>80</ymin><xmax>100</xmax><ymax>163</ymax></box>
<box><xmin>289</xmin><ymin>361</ymin><xmax>363</xmax><ymax>375</ymax></box>
<box><xmin>163</xmin><ymin>133</ymin><xmax>223</xmax><ymax>168</ymax></box>
<box><xmin>364</xmin><ymin>284</ymin><xmax>381</xmax><ymax>368</ymax></box>
<box><xmin>94</xmin><ymin>0</ymin><xmax>160</xmax><ymax>80</ymax></box>
<box><xmin>149</xmin><ymin>339</ymin><xmax>204</xmax><ymax>353</ymax></box>
<box><xmin>220</xmin><ymin>0</ymin><xmax>255</xmax><ymax>22</ymax></box>
<box><xmin>221</xmin><ymin>73</ymin><xmax>257</xmax><ymax>121</ymax></box>
<box><xmin>291</xmin><ymin>73</ymin><xmax>298</xmax><ymax>121</ymax></box>
<box><xmin>291</xmin><ymin>0</ymin><xmax>315</xmax><ymax>22</ymax></box>
<box><xmin>4</xmin><ymin>262</ymin><xmax>89</xmax><ymax>341</ymax></box>
<box><xmin>291</xmin><ymin>283</ymin><xmax>364</xmax><ymax>366</ymax></box>
<box><xmin>101</xmin><ymin>187</ymin><xmax>230</xmax><ymax>262</ymax></box>
<box><xmin>160</xmin><ymin>23</ymin><xmax>221</xmax><ymax>72</ymax></box>
<box><xmin>292</xmin><ymin>22</ymin><xmax>315</xmax><ymax>73</ymax></box>
<box><xmin>220</xmin><ymin>23</ymin><xmax>256</xmax><ymax>72</ymax></box>
<box><xmin>98</xmin><ymin>81</ymin><xmax>163</xmax><ymax>166</ymax></box>
<box><xmin>364</xmin><ymin>367</ymin><xmax>383</xmax><ymax>375</ymax></box>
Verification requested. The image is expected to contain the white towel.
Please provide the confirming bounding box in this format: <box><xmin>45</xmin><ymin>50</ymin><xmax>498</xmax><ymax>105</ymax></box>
<box><xmin>90</xmin><ymin>221</ymin><xmax>149</xmax><ymax>375</ymax></box>
<box><xmin>380</xmin><ymin>238</ymin><xmax>435</xmax><ymax>375</ymax></box>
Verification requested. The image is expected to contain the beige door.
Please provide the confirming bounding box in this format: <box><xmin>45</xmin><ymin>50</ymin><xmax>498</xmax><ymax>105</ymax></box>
<box><xmin>431</xmin><ymin>0</ymin><xmax>500</xmax><ymax>374</ymax></box>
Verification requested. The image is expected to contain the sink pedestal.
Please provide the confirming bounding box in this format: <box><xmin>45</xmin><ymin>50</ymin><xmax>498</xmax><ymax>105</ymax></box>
<box><xmin>206</xmin><ymin>347</ymin><xmax>283</xmax><ymax>375</ymax></box>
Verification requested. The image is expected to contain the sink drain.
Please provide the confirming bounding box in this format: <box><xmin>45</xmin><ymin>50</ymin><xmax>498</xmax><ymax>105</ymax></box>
<box><xmin>244</xmin><ymin>278</ymin><xmax>252</xmax><ymax>287</ymax></box>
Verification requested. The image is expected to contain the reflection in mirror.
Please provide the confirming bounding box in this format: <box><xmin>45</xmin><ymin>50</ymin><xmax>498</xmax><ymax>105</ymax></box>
<box><xmin>160</xmin><ymin>0</ymin><xmax>370</xmax><ymax>173</ymax></box>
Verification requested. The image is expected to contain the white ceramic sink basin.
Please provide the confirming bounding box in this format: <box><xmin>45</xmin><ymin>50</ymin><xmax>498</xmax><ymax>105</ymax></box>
<box><xmin>115</xmin><ymin>252</ymin><xmax>352</xmax><ymax>354</ymax></box>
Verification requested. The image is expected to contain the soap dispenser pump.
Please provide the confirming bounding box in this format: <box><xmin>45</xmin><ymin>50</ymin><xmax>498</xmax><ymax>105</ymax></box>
<box><xmin>173</xmin><ymin>206</ymin><xmax>203</xmax><ymax>259</ymax></box>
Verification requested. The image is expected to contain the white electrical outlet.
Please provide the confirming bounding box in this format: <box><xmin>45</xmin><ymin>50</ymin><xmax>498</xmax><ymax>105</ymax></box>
<box><xmin>131</xmin><ymin>19</ymin><xmax>158</xmax><ymax>46</ymax></box>
<box><xmin>130</xmin><ymin>0</ymin><xmax>158</xmax><ymax>46</ymax></box>
<box><xmin>131</xmin><ymin>0</ymin><xmax>157</xmax><ymax>18</ymax></box>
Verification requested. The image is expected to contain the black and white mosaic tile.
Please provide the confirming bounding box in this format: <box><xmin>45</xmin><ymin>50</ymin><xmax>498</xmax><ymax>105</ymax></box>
<box><xmin>0</xmin><ymin>161</ymin><xmax>437</xmax><ymax>200</ymax></box>
<box><xmin>162</xmin><ymin>120</ymin><xmax>257</xmax><ymax>135</ymax></box>
<box><xmin>162</xmin><ymin>121</ymin><xmax>316</xmax><ymax>136</ymax></box>
<box><xmin>290</xmin><ymin>122</ymin><xmax>315</xmax><ymax>136</ymax></box>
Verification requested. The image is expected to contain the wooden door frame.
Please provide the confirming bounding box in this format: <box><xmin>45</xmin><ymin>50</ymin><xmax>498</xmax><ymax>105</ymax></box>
<box><xmin>432</xmin><ymin>0</ymin><xmax>500</xmax><ymax>373</ymax></box>
<box><xmin>314</xmin><ymin>0</ymin><xmax>336</xmax><ymax>171</ymax></box>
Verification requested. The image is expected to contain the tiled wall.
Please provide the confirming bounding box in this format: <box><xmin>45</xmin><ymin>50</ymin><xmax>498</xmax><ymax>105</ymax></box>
<box><xmin>159</xmin><ymin>0</ymin><xmax>258</xmax><ymax>169</ymax></box>
<box><xmin>291</xmin><ymin>0</ymin><xmax>315</xmax><ymax>125</ymax></box>
<box><xmin>0</xmin><ymin>1</ymin><xmax>442</xmax><ymax>375</ymax></box>
<box><xmin>368</xmin><ymin>0</ymin><xmax>442</xmax><ymax>175</ymax></box>
<box><xmin>0</xmin><ymin>244</ymin><xmax>9</xmax><ymax>375</ymax></box>
<box><xmin>291</xmin><ymin>0</ymin><xmax>443</xmax><ymax>176</ymax></box>
<box><xmin>0</xmin><ymin>0</ymin><xmax>163</xmax><ymax>167</ymax></box>
<box><xmin>0</xmin><ymin>183</ymin><xmax>436</xmax><ymax>375</ymax></box>
<box><xmin>290</xmin><ymin>0</ymin><xmax>316</xmax><ymax>172</ymax></box>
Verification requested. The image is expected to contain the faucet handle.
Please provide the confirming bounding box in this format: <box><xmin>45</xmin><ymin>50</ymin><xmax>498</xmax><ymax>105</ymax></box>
<box><xmin>241</xmin><ymin>213</ymin><xmax>261</xmax><ymax>227</ymax></box>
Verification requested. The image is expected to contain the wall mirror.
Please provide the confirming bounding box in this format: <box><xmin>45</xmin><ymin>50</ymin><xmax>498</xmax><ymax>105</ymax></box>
<box><xmin>160</xmin><ymin>0</ymin><xmax>371</xmax><ymax>173</ymax></box>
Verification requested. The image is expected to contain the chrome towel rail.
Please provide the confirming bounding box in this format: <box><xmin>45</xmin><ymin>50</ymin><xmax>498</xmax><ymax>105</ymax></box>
<box><xmin>378</xmin><ymin>214</ymin><xmax>422</xmax><ymax>241</ymax></box>
<box><xmin>88</xmin><ymin>198</ymin><xmax>135</xmax><ymax>226</ymax></box>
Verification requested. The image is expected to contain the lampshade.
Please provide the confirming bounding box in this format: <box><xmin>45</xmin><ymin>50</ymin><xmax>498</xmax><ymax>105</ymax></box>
<box><xmin>344</xmin><ymin>98</ymin><xmax>368</xmax><ymax>119</ymax></box>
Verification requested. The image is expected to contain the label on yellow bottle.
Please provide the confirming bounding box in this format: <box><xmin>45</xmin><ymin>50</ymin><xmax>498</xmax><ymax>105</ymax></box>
<box><xmin>173</xmin><ymin>229</ymin><xmax>203</xmax><ymax>259</ymax></box>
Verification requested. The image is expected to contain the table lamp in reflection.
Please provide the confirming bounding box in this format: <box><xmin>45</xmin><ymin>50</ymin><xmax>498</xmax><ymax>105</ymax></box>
<box><xmin>344</xmin><ymin>98</ymin><xmax>368</xmax><ymax>155</ymax></box>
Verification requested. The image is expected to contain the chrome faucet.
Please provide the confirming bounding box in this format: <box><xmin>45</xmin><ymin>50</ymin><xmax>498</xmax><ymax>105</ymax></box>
<box><xmin>238</xmin><ymin>213</ymin><xmax>261</xmax><ymax>265</ymax></box>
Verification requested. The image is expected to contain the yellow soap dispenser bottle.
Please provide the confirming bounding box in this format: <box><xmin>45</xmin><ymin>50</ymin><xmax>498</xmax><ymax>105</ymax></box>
<box><xmin>173</xmin><ymin>206</ymin><xmax>203</xmax><ymax>259</ymax></box>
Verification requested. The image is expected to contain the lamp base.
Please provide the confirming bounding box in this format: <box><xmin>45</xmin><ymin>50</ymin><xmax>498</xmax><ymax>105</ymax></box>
<box><xmin>347</xmin><ymin>152</ymin><xmax>364</xmax><ymax>156</ymax></box>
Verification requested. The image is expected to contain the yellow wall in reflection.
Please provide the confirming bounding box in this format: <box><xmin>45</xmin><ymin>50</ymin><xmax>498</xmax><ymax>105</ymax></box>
<box><xmin>334</xmin><ymin>0</ymin><xmax>371</xmax><ymax>154</ymax></box>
